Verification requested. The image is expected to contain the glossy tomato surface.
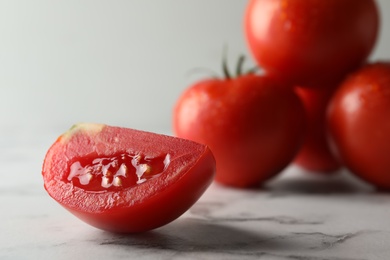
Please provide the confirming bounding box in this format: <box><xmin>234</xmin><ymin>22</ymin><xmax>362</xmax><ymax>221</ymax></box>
<box><xmin>294</xmin><ymin>86</ymin><xmax>341</xmax><ymax>172</ymax></box>
<box><xmin>245</xmin><ymin>0</ymin><xmax>379</xmax><ymax>86</ymax></box>
<box><xmin>173</xmin><ymin>74</ymin><xmax>305</xmax><ymax>188</ymax></box>
<box><xmin>42</xmin><ymin>123</ymin><xmax>215</xmax><ymax>233</ymax></box>
<box><xmin>328</xmin><ymin>62</ymin><xmax>390</xmax><ymax>189</ymax></box>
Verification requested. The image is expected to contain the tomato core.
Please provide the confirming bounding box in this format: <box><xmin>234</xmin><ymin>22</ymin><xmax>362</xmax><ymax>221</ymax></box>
<box><xmin>66</xmin><ymin>153</ymin><xmax>170</xmax><ymax>191</ymax></box>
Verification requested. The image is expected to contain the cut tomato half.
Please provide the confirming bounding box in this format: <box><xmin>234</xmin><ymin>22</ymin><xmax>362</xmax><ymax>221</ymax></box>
<box><xmin>42</xmin><ymin>123</ymin><xmax>215</xmax><ymax>233</ymax></box>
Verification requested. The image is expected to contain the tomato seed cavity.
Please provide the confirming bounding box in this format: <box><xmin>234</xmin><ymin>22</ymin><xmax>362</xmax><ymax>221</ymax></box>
<box><xmin>67</xmin><ymin>153</ymin><xmax>171</xmax><ymax>191</ymax></box>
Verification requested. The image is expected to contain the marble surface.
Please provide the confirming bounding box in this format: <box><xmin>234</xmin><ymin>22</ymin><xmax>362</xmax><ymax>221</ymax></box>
<box><xmin>1</xmin><ymin>126</ymin><xmax>390</xmax><ymax>260</ymax></box>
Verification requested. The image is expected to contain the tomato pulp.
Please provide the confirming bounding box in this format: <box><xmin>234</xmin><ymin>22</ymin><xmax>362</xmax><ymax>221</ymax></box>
<box><xmin>67</xmin><ymin>152</ymin><xmax>170</xmax><ymax>191</ymax></box>
<box><xmin>42</xmin><ymin>123</ymin><xmax>216</xmax><ymax>233</ymax></box>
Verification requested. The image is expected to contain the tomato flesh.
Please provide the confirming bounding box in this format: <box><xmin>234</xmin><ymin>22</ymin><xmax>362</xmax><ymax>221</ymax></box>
<box><xmin>67</xmin><ymin>153</ymin><xmax>170</xmax><ymax>191</ymax></box>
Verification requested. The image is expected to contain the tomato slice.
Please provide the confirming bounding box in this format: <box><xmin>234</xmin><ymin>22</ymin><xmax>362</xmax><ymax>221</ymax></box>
<box><xmin>42</xmin><ymin>123</ymin><xmax>216</xmax><ymax>233</ymax></box>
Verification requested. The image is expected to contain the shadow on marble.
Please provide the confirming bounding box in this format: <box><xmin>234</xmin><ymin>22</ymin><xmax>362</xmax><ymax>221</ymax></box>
<box><xmin>93</xmin><ymin>217</ymin><xmax>284</xmax><ymax>253</ymax></box>
<box><xmin>263</xmin><ymin>169</ymin><xmax>375</xmax><ymax>195</ymax></box>
<box><xmin>86</xmin><ymin>217</ymin><xmax>378</xmax><ymax>259</ymax></box>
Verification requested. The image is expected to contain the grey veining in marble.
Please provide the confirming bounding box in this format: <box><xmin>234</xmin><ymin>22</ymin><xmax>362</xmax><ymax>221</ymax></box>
<box><xmin>1</xmin><ymin>126</ymin><xmax>389</xmax><ymax>260</ymax></box>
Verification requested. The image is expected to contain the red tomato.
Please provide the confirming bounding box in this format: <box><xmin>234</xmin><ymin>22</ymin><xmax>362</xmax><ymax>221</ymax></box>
<box><xmin>173</xmin><ymin>74</ymin><xmax>305</xmax><ymax>188</ymax></box>
<box><xmin>294</xmin><ymin>86</ymin><xmax>341</xmax><ymax>172</ymax></box>
<box><xmin>244</xmin><ymin>0</ymin><xmax>379</xmax><ymax>86</ymax></box>
<box><xmin>327</xmin><ymin>62</ymin><xmax>390</xmax><ymax>189</ymax></box>
<box><xmin>42</xmin><ymin>123</ymin><xmax>215</xmax><ymax>233</ymax></box>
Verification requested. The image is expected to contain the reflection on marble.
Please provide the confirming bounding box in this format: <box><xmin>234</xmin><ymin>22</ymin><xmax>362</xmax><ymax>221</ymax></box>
<box><xmin>1</xmin><ymin>126</ymin><xmax>390</xmax><ymax>259</ymax></box>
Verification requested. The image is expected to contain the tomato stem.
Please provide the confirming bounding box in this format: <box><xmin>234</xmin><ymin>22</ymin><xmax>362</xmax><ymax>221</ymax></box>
<box><xmin>222</xmin><ymin>45</ymin><xmax>231</xmax><ymax>79</ymax></box>
<box><xmin>222</xmin><ymin>47</ymin><xmax>259</xmax><ymax>79</ymax></box>
<box><xmin>236</xmin><ymin>55</ymin><xmax>245</xmax><ymax>76</ymax></box>
<box><xmin>220</xmin><ymin>46</ymin><xmax>260</xmax><ymax>79</ymax></box>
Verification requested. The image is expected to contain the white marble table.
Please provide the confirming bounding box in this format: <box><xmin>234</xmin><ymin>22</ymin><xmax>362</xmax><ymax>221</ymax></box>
<box><xmin>1</xmin><ymin>126</ymin><xmax>389</xmax><ymax>260</ymax></box>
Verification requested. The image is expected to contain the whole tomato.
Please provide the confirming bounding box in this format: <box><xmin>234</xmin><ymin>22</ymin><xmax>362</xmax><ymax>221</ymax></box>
<box><xmin>327</xmin><ymin>62</ymin><xmax>390</xmax><ymax>190</ymax></box>
<box><xmin>294</xmin><ymin>86</ymin><xmax>341</xmax><ymax>172</ymax></box>
<box><xmin>173</xmin><ymin>63</ymin><xmax>305</xmax><ymax>188</ymax></box>
<box><xmin>244</xmin><ymin>0</ymin><xmax>380</xmax><ymax>86</ymax></box>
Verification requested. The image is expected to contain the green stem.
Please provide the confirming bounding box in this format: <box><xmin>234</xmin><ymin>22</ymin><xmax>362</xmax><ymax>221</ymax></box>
<box><xmin>236</xmin><ymin>55</ymin><xmax>245</xmax><ymax>76</ymax></box>
<box><xmin>222</xmin><ymin>45</ymin><xmax>231</xmax><ymax>79</ymax></box>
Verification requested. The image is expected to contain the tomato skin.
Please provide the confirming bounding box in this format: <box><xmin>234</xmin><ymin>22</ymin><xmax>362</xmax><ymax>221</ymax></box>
<box><xmin>245</xmin><ymin>0</ymin><xmax>379</xmax><ymax>86</ymax></box>
<box><xmin>294</xmin><ymin>86</ymin><xmax>341</xmax><ymax>172</ymax></box>
<box><xmin>173</xmin><ymin>74</ymin><xmax>305</xmax><ymax>188</ymax></box>
<box><xmin>327</xmin><ymin>62</ymin><xmax>390</xmax><ymax>189</ymax></box>
<box><xmin>42</xmin><ymin>123</ymin><xmax>216</xmax><ymax>233</ymax></box>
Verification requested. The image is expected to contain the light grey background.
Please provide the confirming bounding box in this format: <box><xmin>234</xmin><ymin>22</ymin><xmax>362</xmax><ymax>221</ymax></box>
<box><xmin>1</xmin><ymin>0</ymin><xmax>389</xmax><ymax>133</ymax></box>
